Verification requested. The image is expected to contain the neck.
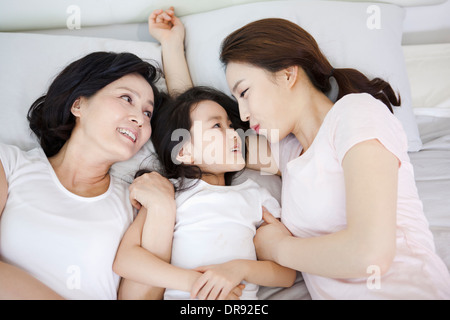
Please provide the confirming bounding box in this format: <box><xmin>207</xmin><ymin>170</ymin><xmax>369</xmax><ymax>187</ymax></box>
<box><xmin>49</xmin><ymin>141</ymin><xmax>112</xmax><ymax>197</ymax></box>
<box><xmin>201</xmin><ymin>173</ymin><xmax>226</xmax><ymax>186</ymax></box>
<box><xmin>291</xmin><ymin>87</ymin><xmax>334</xmax><ymax>153</ymax></box>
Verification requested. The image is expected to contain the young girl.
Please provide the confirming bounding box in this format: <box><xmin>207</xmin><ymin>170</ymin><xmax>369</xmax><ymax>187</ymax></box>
<box><xmin>113</xmin><ymin>86</ymin><xmax>296</xmax><ymax>300</ymax></box>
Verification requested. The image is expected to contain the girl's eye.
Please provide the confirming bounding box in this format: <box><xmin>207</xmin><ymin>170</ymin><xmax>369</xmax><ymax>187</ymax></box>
<box><xmin>240</xmin><ymin>89</ymin><xmax>248</xmax><ymax>98</ymax></box>
<box><xmin>121</xmin><ymin>95</ymin><xmax>132</xmax><ymax>103</ymax></box>
<box><xmin>213</xmin><ymin>123</ymin><xmax>221</xmax><ymax>128</ymax></box>
<box><xmin>144</xmin><ymin>111</ymin><xmax>152</xmax><ymax>118</ymax></box>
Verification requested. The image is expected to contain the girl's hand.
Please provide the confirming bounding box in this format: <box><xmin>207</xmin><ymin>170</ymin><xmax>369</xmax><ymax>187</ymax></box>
<box><xmin>254</xmin><ymin>207</ymin><xmax>292</xmax><ymax>262</ymax></box>
<box><xmin>129</xmin><ymin>171</ymin><xmax>175</xmax><ymax>212</ymax></box>
<box><xmin>148</xmin><ymin>7</ymin><xmax>185</xmax><ymax>47</ymax></box>
<box><xmin>191</xmin><ymin>260</ymin><xmax>247</xmax><ymax>300</ymax></box>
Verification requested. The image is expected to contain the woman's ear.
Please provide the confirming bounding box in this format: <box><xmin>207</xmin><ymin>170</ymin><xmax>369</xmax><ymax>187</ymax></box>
<box><xmin>70</xmin><ymin>98</ymin><xmax>83</xmax><ymax>117</ymax></box>
<box><xmin>175</xmin><ymin>142</ymin><xmax>194</xmax><ymax>164</ymax></box>
<box><xmin>284</xmin><ymin>66</ymin><xmax>299</xmax><ymax>88</ymax></box>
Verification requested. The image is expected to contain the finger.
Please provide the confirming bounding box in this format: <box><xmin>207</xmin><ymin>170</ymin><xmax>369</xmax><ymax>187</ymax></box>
<box><xmin>149</xmin><ymin>9</ymin><xmax>163</xmax><ymax>22</ymax></box>
<box><xmin>161</xmin><ymin>12</ymin><xmax>172</xmax><ymax>22</ymax></box>
<box><xmin>190</xmin><ymin>275</ymin><xmax>207</xmax><ymax>299</ymax></box>
<box><xmin>165</xmin><ymin>7</ymin><xmax>175</xmax><ymax>16</ymax></box>
<box><xmin>262</xmin><ymin>206</ymin><xmax>278</xmax><ymax>223</ymax></box>
<box><xmin>217</xmin><ymin>286</ymin><xmax>232</xmax><ymax>300</ymax></box>
<box><xmin>133</xmin><ymin>201</ymin><xmax>142</xmax><ymax>210</ymax></box>
<box><xmin>207</xmin><ymin>285</ymin><xmax>223</xmax><ymax>300</ymax></box>
<box><xmin>193</xmin><ymin>265</ymin><xmax>212</xmax><ymax>273</ymax></box>
<box><xmin>197</xmin><ymin>280</ymin><xmax>214</xmax><ymax>300</ymax></box>
<box><xmin>155</xmin><ymin>14</ymin><xmax>165</xmax><ymax>24</ymax></box>
<box><xmin>226</xmin><ymin>284</ymin><xmax>245</xmax><ymax>300</ymax></box>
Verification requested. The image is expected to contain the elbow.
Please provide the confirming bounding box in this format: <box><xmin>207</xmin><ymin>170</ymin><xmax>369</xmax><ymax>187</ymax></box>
<box><xmin>358</xmin><ymin>243</ymin><xmax>395</xmax><ymax>277</ymax></box>
<box><xmin>285</xmin><ymin>270</ymin><xmax>298</xmax><ymax>287</ymax></box>
<box><xmin>112</xmin><ymin>246</ymin><xmax>128</xmax><ymax>278</ymax></box>
<box><xmin>278</xmin><ymin>268</ymin><xmax>297</xmax><ymax>288</ymax></box>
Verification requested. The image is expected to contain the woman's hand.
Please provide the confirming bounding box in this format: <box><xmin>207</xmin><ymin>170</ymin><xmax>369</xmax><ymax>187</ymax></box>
<box><xmin>254</xmin><ymin>207</ymin><xmax>292</xmax><ymax>262</ymax></box>
<box><xmin>129</xmin><ymin>171</ymin><xmax>175</xmax><ymax>212</ymax></box>
<box><xmin>191</xmin><ymin>261</ymin><xmax>247</xmax><ymax>300</ymax></box>
<box><xmin>148</xmin><ymin>7</ymin><xmax>185</xmax><ymax>48</ymax></box>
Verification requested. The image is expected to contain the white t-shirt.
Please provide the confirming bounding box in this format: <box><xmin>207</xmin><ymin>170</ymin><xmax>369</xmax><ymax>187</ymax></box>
<box><xmin>164</xmin><ymin>178</ymin><xmax>281</xmax><ymax>300</ymax></box>
<box><xmin>271</xmin><ymin>93</ymin><xmax>450</xmax><ymax>299</ymax></box>
<box><xmin>0</xmin><ymin>143</ymin><xmax>134</xmax><ymax>300</ymax></box>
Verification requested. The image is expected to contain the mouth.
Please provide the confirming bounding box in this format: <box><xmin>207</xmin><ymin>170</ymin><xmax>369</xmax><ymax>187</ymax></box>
<box><xmin>231</xmin><ymin>143</ymin><xmax>241</xmax><ymax>153</ymax></box>
<box><xmin>251</xmin><ymin>124</ymin><xmax>260</xmax><ymax>134</ymax></box>
<box><xmin>117</xmin><ymin>127</ymin><xmax>137</xmax><ymax>143</ymax></box>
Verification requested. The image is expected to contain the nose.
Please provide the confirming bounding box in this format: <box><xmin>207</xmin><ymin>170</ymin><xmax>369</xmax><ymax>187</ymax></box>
<box><xmin>228</xmin><ymin>129</ymin><xmax>240</xmax><ymax>144</ymax></box>
<box><xmin>238</xmin><ymin>103</ymin><xmax>250</xmax><ymax>122</ymax></box>
<box><xmin>130</xmin><ymin>108</ymin><xmax>144</xmax><ymax>127</ymax></box>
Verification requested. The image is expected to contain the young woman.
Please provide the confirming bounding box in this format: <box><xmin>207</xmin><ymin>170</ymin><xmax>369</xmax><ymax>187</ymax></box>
<box><xmin>146</xmin><ymin>7</ymin><xmax>450</xmax><ymax>299</ymax></box>
<box><xmin>221</xmin><ymin>18</ymin><xmax>450</xmax><ymax>299</ymax></box>
<box><xmin>0</xmin><ymin>51</ymin><xmax>172</xmax><ymax>299</ymax></box>
<box><xmin>113</xmin><ymin>86</ymin><xmax>296</xmax><ymax>300</ymax></box>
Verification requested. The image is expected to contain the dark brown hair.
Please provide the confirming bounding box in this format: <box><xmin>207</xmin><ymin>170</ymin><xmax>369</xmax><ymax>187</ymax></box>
<box><xmin>220</xmin><ymin>18</ymin><xmax>400</xmax><ymax>113</ymax></box>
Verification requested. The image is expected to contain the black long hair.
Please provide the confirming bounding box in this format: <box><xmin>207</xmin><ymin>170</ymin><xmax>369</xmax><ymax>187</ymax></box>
<box><xmin>139</xmin><ymin>86</ymin><xmax>249</xmax><ymax>192</ymax></box>
<box><xmin>27</xmin><ymin>51</ymin><xmax>165</xmax><ymax>157</ymax></box>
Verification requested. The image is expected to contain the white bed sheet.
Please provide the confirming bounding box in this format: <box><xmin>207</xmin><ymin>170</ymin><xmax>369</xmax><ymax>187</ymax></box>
<box><xmin>409</xmin><ymin>115</ymin><xmax>450</xmax><ymax>271</ymax></box>
<box><xmin>258</xmin><ymin>114</ymin><xmax>450</xmax><ymax>300</ymax></box>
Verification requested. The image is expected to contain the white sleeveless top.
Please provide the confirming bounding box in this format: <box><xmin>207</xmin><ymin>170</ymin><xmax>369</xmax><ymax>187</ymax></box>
<box><xmin>0</xmin><ymin>143</ymin><xmax>134</xmax><ymax>299</ymax></box>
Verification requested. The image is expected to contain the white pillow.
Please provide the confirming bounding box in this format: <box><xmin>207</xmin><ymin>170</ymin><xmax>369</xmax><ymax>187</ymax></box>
<box><xmin>0</xmin><ymin>32</ymin><xmax>164</xmax><ymax>181</ymax></box>
<box><xmin>403</xmin><ymin>43</ymin><xmax>450</xmax><ymax>118</ymax></box>
<box><xmin>181</xmin><ymin>0</ymin><xmax>422</xmax><ymax>152</ymax></box>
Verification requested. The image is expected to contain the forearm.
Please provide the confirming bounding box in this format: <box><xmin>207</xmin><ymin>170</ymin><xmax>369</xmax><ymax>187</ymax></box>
<box><xmin>275</xmin><ymin>229</ymin><xmax>391</xmax><ymax>279</ymax></box>
<box><xmin>128</xmin><ymin>203</ymin><xmax>176</xmax><ymax>299</ymax></box>
<box><xmin>241</xmin><ymin>260</ymin><xmax>296</xmax><ymax>288</ymax></box>
<box><xmin>0</xmin><ymin>261</ymin><xmax>64</xmax><ymax>300</ymax></box>
<box><xmin>114</xmin><ymin>244</ymin><xmax>200</xmax><ymax>292</ymax></box>
<box><xmin>141</xmin><ymin>203</ymin><xmax>176</xmax><ymax>263</ymax></box>
<box><xmin>161</xmin><ymin>41</ymin><xmax>193</xmax><ymax>95</ymax></box>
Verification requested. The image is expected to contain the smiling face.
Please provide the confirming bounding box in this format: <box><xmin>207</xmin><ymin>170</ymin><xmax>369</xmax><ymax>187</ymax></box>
<box><xmin>177</xmin><ymin>100</ymin><xmax>245</xmax><ymax>175</ymax></box>
<box><xmin>226</xmin><ymin>62</ymin><xmax>294</xmax><ymax>143</ymax></box>
<box><xmin>71</xmin><ymin>73</ymin><xmax>154</xmax><ymax>162</ymax></box>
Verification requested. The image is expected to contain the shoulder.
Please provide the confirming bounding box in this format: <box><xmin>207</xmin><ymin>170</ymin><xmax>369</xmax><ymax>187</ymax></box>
<box><xmin>0</xmin><ymin>143</ymin><xmax>45</xmax><ymax>176</ymax></box>
<box><xmin>330</xmin><ymin>93</ymin><xmax>408</xmax><ymax>163</ymax></box>
<box><xmin>331</xmin><ymin>93</ymin><xmax>397</xmax><ymax>123</ymax></box>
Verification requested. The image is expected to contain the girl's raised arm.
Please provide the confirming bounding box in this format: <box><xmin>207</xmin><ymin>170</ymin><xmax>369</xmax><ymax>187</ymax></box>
<box><xmin>148</xmin><ymin>7</ymin><xmax>193</xmax><ymax>95</ymax></box>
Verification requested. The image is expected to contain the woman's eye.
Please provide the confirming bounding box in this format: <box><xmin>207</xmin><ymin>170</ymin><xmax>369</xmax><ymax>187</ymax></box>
<box><xmin>213</xmin><ymin>123</ymin><xmax>221</xmax><ymax>128</ymax></box>
<box><xmin>121</xmin><ymin>95</ymin><xmax>132</xmax><ymax>103</ymax></box>
<box><xmin>240</xmin><ymin>89</ymin><xmax>248</xmax><ymax>98</ymax></box>
<box><xmin>144</xmin><ymin>111</ymin><xmax>152</xmax><ymax>118</ymax></box>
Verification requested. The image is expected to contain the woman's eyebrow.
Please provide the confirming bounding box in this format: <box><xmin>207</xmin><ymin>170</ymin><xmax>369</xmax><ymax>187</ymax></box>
<box><xmin>231</xmin><ymin>79</ymin><xmax>244</xmax><ymax>94</ymax></box>
<box><xmin>117</xmin><ymin>86</ymin><xmax>154</xmax><ymax>106</ymax></box>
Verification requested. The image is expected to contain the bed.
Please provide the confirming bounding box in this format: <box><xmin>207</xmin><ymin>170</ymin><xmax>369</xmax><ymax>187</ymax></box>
<box><xmin>0</xmin><ymin>0</ymin><xmax>449</xmax><ymax>300</ymax></box>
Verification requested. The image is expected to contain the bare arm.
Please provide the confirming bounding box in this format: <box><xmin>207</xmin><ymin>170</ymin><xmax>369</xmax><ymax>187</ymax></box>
<box><xmin>148</xmin><ymin>7</ymin><xmax>193</xmax><ymax>95</ymax></box>
<box><xmin>254</xmin><ymin>139</ymin><xmax>398</xmax><ymax>278</ymax></box>
<box><xmin>113</xmin><ymin>205</ymin><xmax>201</xmax><ymax>298</ymax></box>
<box><xmin>192</xmin><ymin>259</ymin><xmax>296</xmax><ymax>300</ymax></box>
<box><xmin>113</xmin><ymin>172</ymin><xmax>201</xmax><ymax>299</ymax></box>
<box><xmin>0</xmin><ymin>160</ymin><xmax>63</xmax><ymax>299</ymax></box>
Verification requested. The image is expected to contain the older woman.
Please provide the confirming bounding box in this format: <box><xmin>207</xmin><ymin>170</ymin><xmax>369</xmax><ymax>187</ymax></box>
<box><xmin>0</xmin><ymin>51</ymin><xmax>174</xmax><ymax>299</ymax></box>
